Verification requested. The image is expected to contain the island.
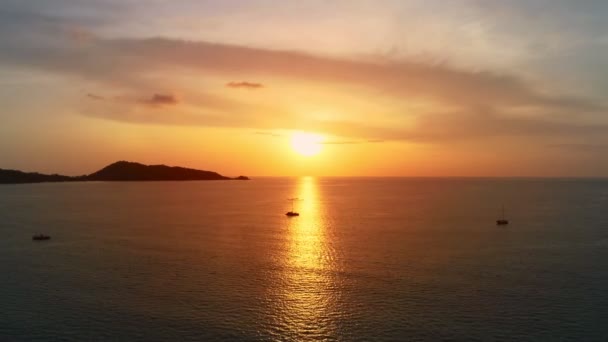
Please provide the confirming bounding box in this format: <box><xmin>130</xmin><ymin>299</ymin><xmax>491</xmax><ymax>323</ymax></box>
<box><xmin>0</xmin><ymin>161</ymin><xmax>249</xmax><ymax>184</ymax></box>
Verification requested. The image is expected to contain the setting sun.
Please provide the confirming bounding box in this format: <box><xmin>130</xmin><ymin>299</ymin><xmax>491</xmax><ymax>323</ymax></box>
<box><xmin>291</xmin><ymin>132</ymin><xmax>324</xmax><ymax>156</ymax></box>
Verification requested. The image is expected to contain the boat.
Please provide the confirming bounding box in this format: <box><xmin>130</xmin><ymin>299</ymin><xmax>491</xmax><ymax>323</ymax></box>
<box><xmin>285</xmin><ymin>198</ymin><xmax>300</xmax><ymax>217</ymax></box>
<box><xmin>496</xmin><ymin>205</ymin><xmax>509</xmax><ymax>226</ymax></box>
<box><xmin>32</xmin><ymin>234</ymin><xmax>51</xmax><ymax>241</ymax></box>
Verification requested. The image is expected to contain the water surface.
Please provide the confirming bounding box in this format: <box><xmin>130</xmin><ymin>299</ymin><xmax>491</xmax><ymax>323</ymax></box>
<box><xmin>1</xmin><ymin>178</ymin><xmax>608</xmax><ymax>341</ymax></box>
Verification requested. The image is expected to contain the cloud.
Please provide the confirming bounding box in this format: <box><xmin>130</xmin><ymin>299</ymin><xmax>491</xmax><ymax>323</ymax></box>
<box><xmin>252</xmin><ymin>132</ymin><xmax>384</xmax><ymax>145</ymax></box>
<box><xmin>141</xmin><ymin>93</ymin><xmax>178</xmax><ymax>106</ymax></box>
<box><xmin>322</xmin><ymin>140</ymin><xmax>385</xmax><ymax>145</ymax></box>
<box><xmin>548</xmin><ymin>143</ymin><xmax>608</xmax><ymax>153</ymax></box>
<box><xmin>322</xmin><ymin>141</ymin><xmax>359</xmax><ymax>145</ymax></box>
<box><xmin>2</xmin><ymin>6</ymin><xmax>607</xmax><ymax>148</ymax></box>
<box><xmin>106</xmin><ymin>38</ymin><xmax>603</xmax><ymax>111</ymax></box>
<box><xmin>406</xmin><ymin>107</ymin><xmax>608</xmax><ymax>142</ymax></box>
<box><xmin>298</xmin><ymin>106</ymin><xmax>608</xmax><ymax>144</ymax></box>
<box><xmin>253</xmin><ymin>134</ymin><xmax>383</xmax><ymax>145</ymax></box>
<box><xmin>227</xmin><ymin>81</ymin><xmax>264</xmax><ymax>89</ymax></box>
<box><xmin>85</xmin><ymin>92</ymin><xmax>179</xmax><ymax>106</ymax></box>
<box><xmin>254</xmin><ymin>131</ymin><xmax>282</xmax><ymax>137</ymax></box>
<box><xmin>2</xmin><ymin>26</ymin><xmax>602</xmax><ymax>112</ymax></box>
<box><xmin>86</xmin><ymin>93</ymin><xmax>104</xmax><ymax>100</ymax></box>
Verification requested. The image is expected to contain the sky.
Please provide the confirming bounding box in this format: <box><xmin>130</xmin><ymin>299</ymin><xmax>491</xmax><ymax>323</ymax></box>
<box><xmin>1</xmin><ymin>0</ymin><xmax>608</xmax><ymax>176</ymax></box>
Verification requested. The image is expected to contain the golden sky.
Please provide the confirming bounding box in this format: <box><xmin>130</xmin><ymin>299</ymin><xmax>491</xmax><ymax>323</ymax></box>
<box><xmin>1</xmin><ymin>1</ymin><xmax>608</xmax><ymax>176</ymax></box>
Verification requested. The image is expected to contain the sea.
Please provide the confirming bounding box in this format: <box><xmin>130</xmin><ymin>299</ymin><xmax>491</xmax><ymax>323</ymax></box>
<box><xmin>1</xmin><ymin>178</ymin><xmax>608</xmax><ymax>341</ymax></box>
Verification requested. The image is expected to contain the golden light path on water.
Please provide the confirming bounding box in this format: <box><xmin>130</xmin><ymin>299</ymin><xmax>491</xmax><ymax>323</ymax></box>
<box><xmin>274</xmin><ymin>177</ymin><xmax>339</xmax><ymax>340</ymax></box>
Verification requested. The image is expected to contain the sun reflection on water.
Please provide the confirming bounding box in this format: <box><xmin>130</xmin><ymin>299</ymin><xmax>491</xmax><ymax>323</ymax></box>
<box><xmin>277</xmin><ymin>176</ymin><xmax>338</xmax><ymax>340</ymax></box>
<box><xmin>289</xmin><ymin>177</ymin><xmax>328</xmax><ymax>270</ymax></box>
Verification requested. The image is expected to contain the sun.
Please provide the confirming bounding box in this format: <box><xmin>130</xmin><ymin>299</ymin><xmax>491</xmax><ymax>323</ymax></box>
<box><xmin>291</xmin><ymin>132</ymin><xmax>324</xmax><ymax>156</ymax></box>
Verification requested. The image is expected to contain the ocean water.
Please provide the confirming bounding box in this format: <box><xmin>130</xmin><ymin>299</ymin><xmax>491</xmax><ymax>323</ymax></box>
<box><xmin>1</xmin><ymin>178</ymin><xmax>608</xmax><ymax>341</ymax></box>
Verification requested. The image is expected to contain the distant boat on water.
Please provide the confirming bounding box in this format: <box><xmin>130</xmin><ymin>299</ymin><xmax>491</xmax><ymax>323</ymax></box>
<box><xmin>286</xmin><ymin>198</ymin><xmax>300</xmax><ymax>217</ymax></box>
<box><xmin>32</xmin><ymin>234</ymin><xmax>51</xmax><ymax>241</ymax></box>
<box><xmin>496</xmin><ymin>205</ymin><xmax>509</xmax><ymax>226</ymax></box>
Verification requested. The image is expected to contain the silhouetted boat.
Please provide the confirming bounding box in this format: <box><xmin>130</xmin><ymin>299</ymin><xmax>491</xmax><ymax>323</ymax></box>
<box><xmin>32</xmin><ymin>234</ymin><xmax>51</xmax><ymax>241</ymax></box>
<box><xmin>496</xmin><ymin>205</ymin><xmax>509</xmax><ymax>226</ymax></box>
<box><xmin>286</xmin><ymin>198</ymin><xmax>300</xmax><ymax>217</ymax></box>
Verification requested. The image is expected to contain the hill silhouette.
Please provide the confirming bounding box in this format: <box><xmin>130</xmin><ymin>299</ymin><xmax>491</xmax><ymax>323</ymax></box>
<box><xmin>0</xmin><ymin>161</ymin><xmax>249</xmax><ymax>184</ymax></box>
<box><xmin>0</xmin><ymin>170</ymin><xmax>73</xmax><ymax>184</ymax></box>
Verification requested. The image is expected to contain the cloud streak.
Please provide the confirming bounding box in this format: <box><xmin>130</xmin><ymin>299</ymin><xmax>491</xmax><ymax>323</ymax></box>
<box><xmin>227</xmin><ymin>81</ymin><xmax>264</xmax><ymax>89</ymax></box>
<box><xmin>1</xmin><ymin>14</ymin><xmax>601</xmax><ymax>113</ymax></box>
<box><xmin>141</xmin><ymin>93</ymin><xmax>178</xmax><ymax>106</ymax></box>
<box><xmin>86</xmin><ymin>93</ymin><xmax>104</xmax><ymax>100</ymax></box>
<box><xmin>94</xmin><ymin>37</ymin><xmax>604</xmax><ymax>112</ymax></box>
<box><xmin>254</xmin><ymin>131</ymin><xmax>282</xmax><ymax>137</ymax></box>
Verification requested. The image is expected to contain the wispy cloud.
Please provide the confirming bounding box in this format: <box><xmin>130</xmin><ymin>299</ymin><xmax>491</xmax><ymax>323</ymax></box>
<box><xmin>254</xmin><ymin>131</ymin><xmax>282</xmax><ymax>137</ymax></box>
<box><xmin>141</xmin><ymin>93</ymin><xmax>178</xmax><ymax>106</ymax></box>
<box><xmin>322</xmin><ymin>141</ymin><xmax>359</xmax><ymax>145</ymax></box>
<box><xmin>227</xmin><ymin>81</ymin><xmax>264</xmax><ymax>89</ymax></box>
<box><xmin>548</xmin><ymin>143</ymin><xmax>608</xmax><ymax>153</ymax></box>
<box><xmin>99</xmin><ymin>38</ymin><xmax>602</xmax><ymax>111</ymax></box>
<box><xmin>2</xmin><ymin>22</ymin><xmax>602</xmax><ymax>112</ymax></box>
<box><xmin>86</xmin><ymin>93</ymin><xmax>104</xmax><ymax>100</ymax></box>
<box><xmin>2</xmin><ymin>3</ymin><xmax>607</xmax><ymax>150</ymax></box>
<box><xmin>85</xmin><ymin>92</ymin><xmax>179</xmax><ymax>106</ymax></box>
<box><xmin>322</xmin><ymin>140</ymin><xmax>384</xmax><ymax>145</ymax></box>
<box><xmin>252</xmin><ymin>134</ymin><xmax>383</xmax><ymax>146</ymax></box>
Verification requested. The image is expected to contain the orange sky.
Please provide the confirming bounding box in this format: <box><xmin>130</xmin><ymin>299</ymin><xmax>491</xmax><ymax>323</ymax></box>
<box><xmin>1</xmin><ymin>1</ymin><xmax>608</xmax><ymax>176</ymax></box>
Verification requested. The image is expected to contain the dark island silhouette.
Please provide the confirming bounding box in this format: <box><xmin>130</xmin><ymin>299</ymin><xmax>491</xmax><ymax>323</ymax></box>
<box><xmin>0</xmin><ymin>161</ymin><xmax>249</xmax><ymax>184</ymax></box>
